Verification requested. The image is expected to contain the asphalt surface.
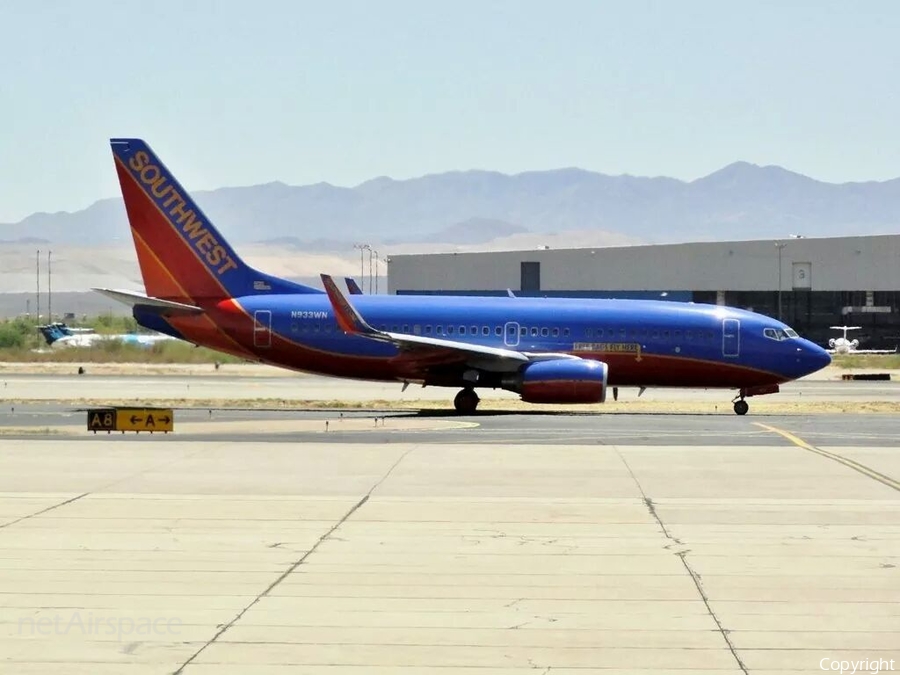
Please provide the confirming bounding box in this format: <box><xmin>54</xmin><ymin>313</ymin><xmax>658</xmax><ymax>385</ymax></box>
<box><xmin>2</xmin><ymin>404</ymin><xmax>900</xmax><ymax>447</ymax></box>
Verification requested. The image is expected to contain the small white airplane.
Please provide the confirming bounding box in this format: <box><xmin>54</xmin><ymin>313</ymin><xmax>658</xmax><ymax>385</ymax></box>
<box><xmin>37</xmin><ymin>322</ymin><xmax>175</xmax><ymax>349</ymax></box>
<box><xmin>826</xmin><ymin>326</ymin><xmax>896</xmax><ymax>355</ymax></box>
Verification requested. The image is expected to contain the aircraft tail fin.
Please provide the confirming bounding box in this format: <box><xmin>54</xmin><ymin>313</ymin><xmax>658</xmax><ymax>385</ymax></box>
<box><xmin>109</xmin><ymin>138</ymin><xmax>323</xmax><ymax>304</ymax></box>
<box><xmin>36</xmin><ymin>324</ymin><xmax>64</xmax><ymax>346</ymax></box>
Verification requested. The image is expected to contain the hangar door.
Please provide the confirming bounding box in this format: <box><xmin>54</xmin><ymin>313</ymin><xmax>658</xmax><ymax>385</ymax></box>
<box><xmin>520</xmin><ymin>262</ymin><xmax>540</xmax><ymax>294</ymax></box>
<box><xmin>792</xmin><ymin>262</ymin><xmax>812</xmax><ymax>289</ymax></box>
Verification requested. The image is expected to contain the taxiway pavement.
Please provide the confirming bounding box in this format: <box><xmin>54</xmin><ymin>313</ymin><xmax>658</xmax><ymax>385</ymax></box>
<box><xmin>0</xmin><ymin>373</ymin><xmax>897</xmax><ymax>673</ymax></box>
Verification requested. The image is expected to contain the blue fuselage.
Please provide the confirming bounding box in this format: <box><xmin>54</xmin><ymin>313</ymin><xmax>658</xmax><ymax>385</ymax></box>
<box><xmin>140</xmin><ymin>294</ymin><xmax>831</xmax><ymax>391</ymax></box>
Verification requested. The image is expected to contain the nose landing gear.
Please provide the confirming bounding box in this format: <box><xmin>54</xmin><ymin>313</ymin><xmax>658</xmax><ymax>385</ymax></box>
<box><xmin>731</xmin><ymin>384</ymin><xmax>780</xmax><ymax>415</ymax></box>
<box><xmin>454</xmin><ymin>388</ymin><xmax>480</xmax><ymax>414</ymax></box>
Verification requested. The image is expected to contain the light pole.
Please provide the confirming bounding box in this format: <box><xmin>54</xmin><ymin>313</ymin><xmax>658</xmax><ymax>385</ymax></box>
<box><xmin>353</xmin><ymin>243</ymin><xmax>369</xmax><ymax>292</ymax></box>
<box><xmin>372</xmin><ymin>249</ymin><xmax>379</xmax><ymax>294</ymax></box>
<box><xmin>47</xmin><ymin>250</ymin><xmax>52</xmax><ymax>323</ymax></box>
<box><xmin>36</xmin><ymin>249</ymin><xmax>40</xmax><ymax>323</ymax></box>
<box><xmin>775</xmin><ymin>242</ymin><xmax>787</xmax><ymax>320</ymax></box>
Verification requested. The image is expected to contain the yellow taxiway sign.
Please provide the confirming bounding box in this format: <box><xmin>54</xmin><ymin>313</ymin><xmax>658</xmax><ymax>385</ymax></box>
<box><xmin>87</xmin><ymin>407</ymin><xmax>174</xmax><ymax>433</ymax></box>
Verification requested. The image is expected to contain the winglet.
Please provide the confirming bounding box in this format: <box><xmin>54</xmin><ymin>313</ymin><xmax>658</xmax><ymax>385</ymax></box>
<box><xmin>321</xmin><ymin>274</ymin><xmax>377</xmax><ymax>334</ymax></box>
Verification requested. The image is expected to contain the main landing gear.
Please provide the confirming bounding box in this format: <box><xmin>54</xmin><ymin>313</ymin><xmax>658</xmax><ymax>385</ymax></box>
<box><xmin>454</xmin><ymin>388</ymin><xmax>480</xmax><ymax>414</ymax></box>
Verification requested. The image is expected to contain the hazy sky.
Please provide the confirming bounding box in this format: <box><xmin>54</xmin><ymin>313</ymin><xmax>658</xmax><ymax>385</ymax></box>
<box><xmin>1</xmin><ymin>0</ymin><xmax>897</xmax><ymax>222</ymax></box>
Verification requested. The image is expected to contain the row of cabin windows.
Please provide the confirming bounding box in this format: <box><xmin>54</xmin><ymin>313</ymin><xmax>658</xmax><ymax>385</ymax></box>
<box><xmin>288</xmin><ymin>322</ymin><xmax>572</xmax><ymax>338</ymax></box>
<box><xmin>381</xmin><ymin>325</ymin><xmax>572</xmax><ymax>338</ymax></box>
<box><xmin>288</xmin><ymin>322</ymin><xmax>717</xmax><ymax>342</ymax></box>
<box><xmin>585</xmin><ymin>327</ymin><xmax>716</xmax><ymax>342</ymax></box>
<box><xmin>291</xmin><ymin>323</ymin><xmax>335</xmax><ymax>333</ymax></box>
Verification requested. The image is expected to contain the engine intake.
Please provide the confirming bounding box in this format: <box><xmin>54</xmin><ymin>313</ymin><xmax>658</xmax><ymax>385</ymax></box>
<box><xmin>517</xmin><ymin>359</ymin><xmax>608</xmax><ymax>404</ymax></box>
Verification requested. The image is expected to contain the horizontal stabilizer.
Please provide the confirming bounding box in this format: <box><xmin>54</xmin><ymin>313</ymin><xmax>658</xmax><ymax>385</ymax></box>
<box><xmin>92</xmin><ymin>288</ymin><xmax>203</xmax><ymax>315</ymax></box>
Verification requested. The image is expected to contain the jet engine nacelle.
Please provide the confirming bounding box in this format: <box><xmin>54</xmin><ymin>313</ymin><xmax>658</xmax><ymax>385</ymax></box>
<box><xmin>518</xmin><ymin>359</ymin><xmax>609</xmax><ymax>404</ymax></box>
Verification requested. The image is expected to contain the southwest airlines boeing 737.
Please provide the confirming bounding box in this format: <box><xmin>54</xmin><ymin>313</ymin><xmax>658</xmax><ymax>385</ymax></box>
<box><xmin>96</xmin><ymin>139</ymin><xmax>831</xmax><ymax>415</ymax></box>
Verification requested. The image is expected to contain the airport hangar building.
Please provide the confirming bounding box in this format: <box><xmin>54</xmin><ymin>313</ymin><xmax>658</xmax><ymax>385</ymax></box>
<box><xmin>386</xmin><ymin>234</ymin><xmax>900</xmax><ymax>350</ymax></box>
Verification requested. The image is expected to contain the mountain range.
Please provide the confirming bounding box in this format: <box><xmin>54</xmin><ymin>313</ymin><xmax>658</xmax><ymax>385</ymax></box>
<box><xmin>2</xmin><ymin>162</ymin><xmax>899</xmax><ymax>248</ymax></box>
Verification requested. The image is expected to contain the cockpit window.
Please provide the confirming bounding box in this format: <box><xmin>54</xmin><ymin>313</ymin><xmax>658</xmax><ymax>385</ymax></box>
<box><xmin>764</xmin><ymin>327</ymin><xmax>798</xmax><ymax>341</ymax></box>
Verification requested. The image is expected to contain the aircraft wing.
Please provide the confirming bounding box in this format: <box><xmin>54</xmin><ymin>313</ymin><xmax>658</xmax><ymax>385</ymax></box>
<box><xmin>827</xmin><ymin>348</ymin><xmax>897</xmax><ymax>355</ymax></box>
<box><xmin>320</xmin><ymin>274</ymin><xmax>577</xmax><ymax>369</ymax></box>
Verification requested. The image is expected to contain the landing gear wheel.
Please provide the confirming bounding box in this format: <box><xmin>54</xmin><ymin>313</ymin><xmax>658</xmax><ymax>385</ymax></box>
<box><xmin>733</xmin><ymin>399</ymin><xmax>749</xmax><ymax>416</ymax></box>
<box><xmin>453</xmin><ymin>388</ymin><xmax>480</xmax><ymax>415</ymax></box>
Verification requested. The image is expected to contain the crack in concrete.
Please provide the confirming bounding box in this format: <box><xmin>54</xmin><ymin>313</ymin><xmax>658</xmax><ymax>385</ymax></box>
<box><xmin>171</xmin><ymin>446</ymin><xmax>414</xmax><ymax>675</ymax></box>
<box><xmin>0</xmin><ymin>440</ymin><xmax>204</xmax><ymax>530</ymax></box>
<box><xmin>613</xmin><ymin>447</ymin><xmax>748</xmax><ymax>675</ymax></box>
<box><xmin>0</xmin><ymin>492</ymin><xmax>90</xmax><ymax>530</ymax></box>
<box><xmin>676</xmin><ymin>550</ymin><xmax>748</xmax><ymax>674</ymax></box>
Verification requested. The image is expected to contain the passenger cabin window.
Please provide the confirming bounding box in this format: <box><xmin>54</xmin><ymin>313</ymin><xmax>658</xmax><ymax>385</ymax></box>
<box><xmin>424</xmin><ymin>325</ymin><xmax>432</xmax><ymax>335</ymax></box>
<box><xmin>585</xmin><ymin>328</ymin><xmax>593</xmax><ymax>338</ymax></box>
<box><xmin>447</xmin><ymin>326</ymin><xmax>454</xmax><ymax>335</ymax></box>
<box><xmin>459</xmin><ymin>326</ymin><xmax>466</xmax><ymax>335</ymax></box>
<box><xmin>541</xmin><ymin>327</ymin><xmax>549</xmax><ymax>337</ymax></box>
<box><xmin>436</xmin><ymin>325</ymin><xmax>443</xmax><ymax>335</ymax></box>
<box><xmin>552</xmin><ymin>327</ymin><xmax>559</xmax><ymax>337</ymax></box>
<box><xmin>563</xmin><ymin>328</ymin><xmax>570</xmax><ymax>337</ymax></box>
<box><xmin>530</xmin><ymin>327</ymin><xmax>538</xmax><ymax>337</ymax></box>
<box><xmin>495</xmin><ymin>326</ymin><xmax>502</xmax><ymax>336</ymax></box>
<box><xmin>482</xmin><ymin>326</ymin><xmax>490</xmax><ymax>336</ymax></box>
<box><xmin>520</xmin><ymin>327</ymin><xmax>527</xmax><ymax>336</ymax></box>
<box><xmin>470</xmin><ymin>326</ymin><xmax>478</xmax><ymax>335</ymax></box>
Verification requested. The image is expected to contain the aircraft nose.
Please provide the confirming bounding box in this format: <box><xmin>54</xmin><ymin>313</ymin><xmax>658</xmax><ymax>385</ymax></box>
<box><xmin>799</xmin><ymin>340</ymin><xmax>831</xmax><ymax>375</ymax></box>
